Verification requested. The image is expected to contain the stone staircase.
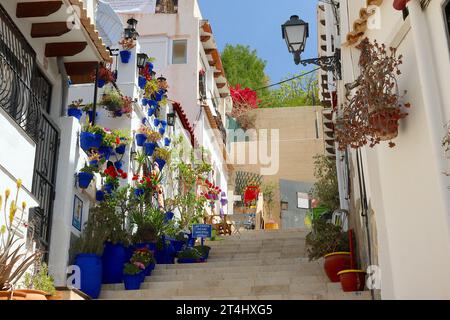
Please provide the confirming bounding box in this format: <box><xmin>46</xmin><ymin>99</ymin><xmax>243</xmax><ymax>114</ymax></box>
<box><xmin>99</xmin><ymin>228</ymin><xmax>372</xmax><ymax>300</ymax></box>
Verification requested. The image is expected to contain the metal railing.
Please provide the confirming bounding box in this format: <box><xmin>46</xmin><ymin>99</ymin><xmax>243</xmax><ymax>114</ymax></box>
<box><xmin>0</xmin><ymin>4</ymin><xmax>48</xmax><ymax>142</ymax></box>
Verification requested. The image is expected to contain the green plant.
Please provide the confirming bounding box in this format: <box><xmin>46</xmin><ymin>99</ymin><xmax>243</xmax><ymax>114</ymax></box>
<box><xmin>305</xmin><ymin>219</ymin><xmax>349</xmax><ymax>261</ymax></box>
<box><xmin>102</xmin><ymin>132</ymin><xmax>119</xmax><ymax>148</ymax></box>
<box><xmin>82</xmin><ymin>103</ymin><xmax>94</xmax><ymax>113</ymax></box>
<box><xmin>147</xmin><ymin>130</ymin><xmax>162</xmax><ymax>143</ymax></box>
<box><xmin>193</xmin><ymin>245</ymin><xmax>210</xmax><ymax>257</ymax></box>
<box><xmin>22</xmin><ymin>263</ymin><xmax>56</xmax><ymax>295</ymax></box>
<box><xmin>261</xmin><ymin>181</ymin><xmax>277</xmax><ymax>220</ymax></box>
<box><xmin>73</xmin><ymin>206</ymin><xmax>109</xmax><ymax>256</ymax></box>
<box><xmin>123</xmin><ymin>263</ymin><xmax>143</xmax><ymax>275</ymax></box>
<box><xmin>177</xmin><ymin>247</ymin><xmax>203</xmax><ymax>260</ymax></box>
<box><xmin>130</xmin><ymin>248</ymin><xmax>154</xmax><ymax>266</ymax></box>
<box><xmin>82</xmin><ymin>124</ymin><xmax>106</xmax><ymax>137</ymax></box>
<box><xmin>154</xmin><ymin>148</ymin><xmax>171</xmax><ymax>162</ymax></box>
<box><xmin>101</xmin><ymin>89</ymin><xmax>124</xmax><ymax>112</ymax></box>
<box><xmin>80</xmin><ymin>164</ymin><xmax>98</xmax><ymax>174</ymax></box>
<box><xmin>309</xmin><ymin>154</ymin><xmax>340</xmax><ymax>211</ymax></box>
<box><xmin>156</xmin><ymin>237</ymin><xmax>171</xmax><ymax>251</ymax></box>
<box><xmin>0</xmin><ymin>181</ymin><xmax>41</xmax><ymax>290</ymax></box>
<box><xmin>69</xmin><ymin>99</ymin><xmax>83</xmax><ymax>109</ymax></box>
<box><xmin>115</xmin><ymin>129</ymin><xmax>132</xmax><ymax>146</ymax></box>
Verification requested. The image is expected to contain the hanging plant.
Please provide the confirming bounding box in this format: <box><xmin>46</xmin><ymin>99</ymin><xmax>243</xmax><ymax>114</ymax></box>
<box><xmin>335</xmin><ymin>38</ymin><xmax>410</xmax><ymax>150</ymax></box>
<box><xmin>94</xmin><ymin>63</ymin><xmax>115</xmax><ymax>88</ymax></box>
<box><xmin>118</xmin><ymin>38</ymin><xmax>136</xmax><ymax>64</ymax></box>
<box><xmin>100</xmin><ymin>89</ymin><xmax>124</xmax><ymax>115</ymax></box>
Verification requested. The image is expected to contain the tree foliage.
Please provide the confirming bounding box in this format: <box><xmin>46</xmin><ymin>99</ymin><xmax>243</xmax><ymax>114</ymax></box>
<box><xmin>260</xmin><ymin>72</ymin><xmax>319</xmax><ymax>108</ymax></box>
<box><xmin>221</xmin><ymin>44</ymin><xmax>269</xmax><ymax>94</ymax></box>
<box><xmin>309</xmin><ymin>154</ymin><xmax>340</xmax><ymax>211</ymax></box>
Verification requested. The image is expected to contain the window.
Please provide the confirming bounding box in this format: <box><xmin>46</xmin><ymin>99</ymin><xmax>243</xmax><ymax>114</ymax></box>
<box><xmin>172</xmin><ymin>40</ymin><xmax>187</xmax><ymax>64</ymax></box>
<box><xmin>281</xmin><ymin>201</ymin><xmax>289</xmax><ymax>211</ymax></box>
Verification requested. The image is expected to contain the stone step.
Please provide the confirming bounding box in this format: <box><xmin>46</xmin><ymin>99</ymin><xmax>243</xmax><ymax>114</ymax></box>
<box><xmin>205</xmin><ymin>244</ymin><xmax>306</xmax><ymax>252</ymax></box>
<box><xmin>146</xmin><ymin>270</ymin><xmax>327</xmax><ymax>282</ymax></box>
<box><xmin>155</xmin><ymin>257</ymin><xmax>317</xmax><ymax>270</ymax></box>
<box><xmin>102</xmin><ymin>275</ymin><xmax>329</xmax><ymax>291</ymax></box>
<box><xmin>99</xmin><ymin>282</ymin><xmax>329</xmax><ymax>300</ymax></box>
<box><xmin>207</xmin><ymin>235</ymin><xmax>308</xmax><ymax>244</ymax></box>
<box><xmin>207</xmin><ymin>249</ymin><xmax>306</xmax><ymax>258</ymax></box>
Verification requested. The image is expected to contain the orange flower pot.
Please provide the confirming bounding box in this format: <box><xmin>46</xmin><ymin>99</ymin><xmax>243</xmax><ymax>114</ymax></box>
<box><xmin>337</xmin><ymin>270</ymin><xmax>366</xmax><ymax>292</ymax></box>
<box><xmin>323</xmin><ymin>252</ymin><xmax>352</xmax><ymax>282</ymax></box>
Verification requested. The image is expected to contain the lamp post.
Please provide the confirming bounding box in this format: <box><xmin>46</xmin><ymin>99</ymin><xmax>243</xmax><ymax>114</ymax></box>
<box><xmin>124</xmin><ymin>18</ymin><xmax>139</xmax><ymax>40</ymax></box>
<box><xmin>281</xmin><ymin>15</ymin><xmax>341</xmax><ymax>79</ymax></box>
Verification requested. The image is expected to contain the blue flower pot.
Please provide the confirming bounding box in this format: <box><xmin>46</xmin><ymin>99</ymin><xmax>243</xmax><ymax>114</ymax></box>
<box><xmin>144</xmin><ymin>142</ymin><xmax>157</xmax><ymax>156</ymax></box>
<box><xmin>160</xmin><ymin>120</ymin><xmax>167</xmax><ymax>128</ymax></box>
<box><xmin>178</xmin><ymin>258</ymin><xmax>202</xmax><ymax>264</ymax></box>
<box><xmin>114</xmin><ymin>161</ymin><xmax>123</xmax><ymax>171</ymax></box>
<box><xmin>80</xmin><ymin>132</ymin><xmax>95</xmax><ymax>151</ymax></box>
<box><xmin>135</xmin><ymin>242</ymin><xmax>157</xmax><ymax>251</ymax></box>
<box><xmin>164</xmin><ymin>211</ymin><xmax>174</xmax><ymax>222</ymax></box>
<box><xmin>155</xmin><ymin>158</ymin><xmax>166</xmax><ymax>171</ymax></box>
<box><xmin>145</xmin><ymin>263</ymin><xmax>155</xmax><ymax>276</ymax></box>
<box><xmin>104</xmin><ymin>183</ymin><xmax>114</xmax><ymax>194</ymax></box>
<box><xmin>96</xmin><ymin>190</ymin><xmax>105</xmax><ymax>202</ymax></box>
<box><xmin>97</xmin><ymin>79</ymin><xmax>106</xmax><ymax>88</ymax></box>
<box><xmin>86</xmin><ymin>111</ymin><xmax>98</xmax><ymax>123</ymax></box>
<box><xmin>148</xmin><ymin>100</ymin><xmax>158</xmax><ymax>107</ymax></box>
<box><xmin>134</xmin><ymin>188</ymin><xmax>145</xmax><ymax>197</ymax></box>
<box><xmin>153</xmin><ymin>118</ymin><xmax>160</xmax><ymax>127</ymax></box>
<box><xmin>102</xmin><ymin>242</ymin><xmax>126</xmax><ymax>284</ymax></box>
<box><xmin>147</xmin><ymin>62</ymin><xmax>154</xmax><ymax>71</ymax></box>
<box><xmin>78</xmin><ymin>172</ymin><xmax>94</xmax><ymax>189</ymax></box>
<box><xmin>68</xmin><ymin>108</ymin><xmax>82</xmax><ymax>120</ymax></box>
<box><xmin>115</xmin><ymin>144</ymin><xmax>126</xmax><ymax>155</ymax></box>
<box><xmin>89</xmin><ymin>160</ymin><xmax>99</xmax><ymax>167</ymax></box>
<box><xmin>164</xmin><ymin>137</ymin><xmax>171</xmax><ymax>147</ymax></box>
<box><xmin>158</xmin><ymin>127</ymin><xmax>166</xmax><ymax>135</ymax></box>
<box><xmin>99</xmin><ymin>146</ymin><xmax>113</xmax><ymax>160</ymax></box>
<box><xmin>120</xmin><ymin>50</ymin><xmax>132</xmax><ymax>64</ymax></box>
<box><xmin>123</xmin><ymin>273</ymin><xmax>142</xmax><ymax>290</ymax></box>
<box><xmin>135</xmin><ymin>134</ymin><xmax>147</xmax><ymax>147</ymax></box>
<box><xmin>138</xmin><ymin>76</ymin><xmax>147</xmax><ymax>90</ymax></box>
<box><xmin>171</xmin><ymin>240</ymin><xmax>185</xmax><ymax>252</ymax></box>
<box><xmin>155</xmin><ymin>249</ymin><xmax>174</xmax><ymax>264</ymax></box>
<box><xmin>147</xmin><ymin>107</ymin><xmax>155</xmax><ymax>117</ymax></box>
<box><xmin>114</xmin><ymin>110</ymin><xmax>123</xmax><ymax>117</ymax></box>
<box><xmin>142</xmin><ymin>98</ymin><xmax>148</xmax><ymax>106</ymax></box>
<box><xmin>74</xmin><ymin>254</ymin><xmax>102</xmax><ymax>299</ymax></box>
<box><xmin>155</xmin><ymin>90</ymin><xmax>165</xmax><ymax>102</ymax></box>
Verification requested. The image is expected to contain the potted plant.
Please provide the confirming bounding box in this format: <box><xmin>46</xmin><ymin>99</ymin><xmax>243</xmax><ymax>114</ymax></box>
<box><xmin>194</xmin><ymin>245</ymin><xmax>211</xmax><ymax>260</ymax></box>
<box><xmin>144</xmin><ymin>130</ymin><xmax>162</xmax><ymax>156</ymax></box>
<box><xmin>80</xmin><ymin>124</ymin><xmax>105</xmax><ymax>152</ymax></box>
<box><xmin>118</xmin><ymin>38</ymin><xmax>136</xmax><ymax>64</ymax></box>
<box><xmin>177</xmin><ymin>247</ymin><xmax>204</xmax><ymax>264</ymax></box>
<box><xmin>135</xmin><ymin>125</ymin><xmax>149</xmax><ymax>147</ymax></box>
<box><xmin>123</xmin><ymin>262</ymin><xmax>144</xmax><ymax>290</ymax></box>
<box><xmin>335</xmin><ymin>38</ymin><xmax>410</xmax><ymax>150</ymax></box>
<box><xmin>115</xmin><ymin>130</ymin><xmax>131</xmax><ymax>155</ymax></box>
<box><xmin>0</xmin><ymin>181</ymin><xmax>42</xmax><ymax>299</ymax></box>
<box><xmin>337</xmin><ymin>270</ymin><xmax>366</xmax><ymax>292</ymax></box>
<box><xmin>73</xmin><ymin>206</ymin><xmax>107</xmax><ymax>299</ymax></box>
<box><xmin>305</xmin><ymin>219</ymin><xmax>350</xmax><ymax>282</ymax></box>
<box><xmin>153</xmin><ymin>147</ymin><xmax>171</xmax><ymax>171</ymax></box>
<box><xmin>78</xmin><ymin>165</ymin><xmax>97</xmax><ymax>189</ymax></box>
<box><xmin>20</xmin><ymin>263</ymin><xmax>60</xmax><ymax>300</ymax></box>
<box><xmin>96</xmin><ymin>64</ymin><xmax>115</xmax><ymax>88</ymax></box>
<box><xmin>82</xmin><ymin>103</ymin><xmax>97</xmax><ymax>123</ymax></box>
<box><xmin>99</xmin><ymin>132</ymin><xmax>119</xmax><ymax>160</ymax></box>
<box><xmin>101</xmin><ymin>89</ymin><xmax>124</xmax><ymax>115</ymax></box>
<box><xmin>88</xmin><ymin>152</ymin><xmax>101</xmax><ymax>168</ymax></box>
<box><xmin>130</xmin><ymin>247</ymin><xmax>155</xmax><ymax>277</ymax></box>
<box><xmin>68</xmin><ymin>99</ymin><xmax>83</xmax><ymax>120</ymax></box>
<box><xmin>120</xmin><ymin>96</ymin><xmax>133</xmax><ymax>118</ymax></box>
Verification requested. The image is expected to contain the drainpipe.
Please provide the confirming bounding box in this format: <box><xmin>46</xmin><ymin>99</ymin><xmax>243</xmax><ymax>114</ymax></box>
<box><xmin>57</xmin><ymin>57</ymin><xmax>69</xmax><ymax>117</ymax></box>
<box><xmin>408</xmin><ymin>2</ymin><xmax>450</xmax><ymax>232</ymax></box>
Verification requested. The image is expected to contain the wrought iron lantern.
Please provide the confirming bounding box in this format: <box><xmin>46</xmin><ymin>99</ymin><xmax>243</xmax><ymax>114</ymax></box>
<box><xmin>167</xmin><ymin>112</ymin><xmax>176</xmax><ymax>127</ymax></box>
<box><xmin>124</xmin><ymin>18</ymin><xmax>139</xmax><ymax>40</ymax></box>
<box><xmin>137</xmin><ymin>53</ymin><xmax>148</xmax><ymax>69</ymax></box>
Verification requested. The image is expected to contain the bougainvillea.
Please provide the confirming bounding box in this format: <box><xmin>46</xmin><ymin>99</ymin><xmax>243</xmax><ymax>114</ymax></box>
<box><xmin>229</xmin><ymin>85</ymin><xmax>260</xmax><ymax>130</ymax></box>
<box><xmin>335</xmin><ymin>38</ymin><xmax>410</xmax><ymax>150</ymax></box>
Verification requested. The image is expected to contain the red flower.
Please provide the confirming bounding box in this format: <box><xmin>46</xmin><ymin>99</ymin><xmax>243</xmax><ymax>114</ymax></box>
<box><xmin>115</xmin><ymin>136</ymin><xmax>121</xmax><ymax>145</ymax></box>
<box><xmin>121</xmin><ymin>172</ymin><xmax>128</xmax><ymax>179</ymax></box>
<box><xmin>132</xmin><ymin>175</ymin><xmax>139</xmax><ymax>181</ymax></box>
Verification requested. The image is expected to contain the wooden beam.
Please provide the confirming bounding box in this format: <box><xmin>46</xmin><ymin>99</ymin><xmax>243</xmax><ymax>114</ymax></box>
<box><xmin>216</xmin><ymin>83</ymin><xmax>226</xmax><ymax>89</ymax></box>
<box><xmin>17</xmin><ymin>1</ymin><xmax>63</xmax><ymax>18</ymax></box>
<box><xmin>65</xmin><ymin>61</ymin><xmax>97</xmax><ymax>76</ymax></box>
<box><xmin>31</xmin><ymin>22</ymin><xmax>71</xmax><ymax>38</ymax></box>
<box><xmin>214</xmin><ymin>72</ymin><xmax>222</xmax><ymax>78</ymax></box>
<box><xmin>200</xmin><ymin>36</ymin><xmax>211</xmax><ymax>42</ymax></box>
<box><xmin>45</xmin><ymin>42</ymin><xmax>87</xmax><ymax>57</ymax></box>
<box><xmin>204</xmin><ymin>48</ymin><xmax>215</xmax><ymax>54</ymax></box>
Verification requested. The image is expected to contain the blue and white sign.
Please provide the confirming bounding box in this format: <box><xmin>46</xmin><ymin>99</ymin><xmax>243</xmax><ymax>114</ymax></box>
<box><xmin>192</xmin><ymin>224</ymin><xmax>212</xmax><ymax>239</ymax></box>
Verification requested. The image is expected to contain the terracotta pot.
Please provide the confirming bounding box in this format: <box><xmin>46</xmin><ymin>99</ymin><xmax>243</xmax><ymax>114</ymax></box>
<box><xmin>323</xmin><ymin>252</ymin><xmax>352</xmax><ymax>282</ymax></box>
<box><xmin>15</xmin><ymin>289</ymin><xmax>49</xmax><ymax>300</ymax></box>
<box><xmin>337</xmin><ymin>270</ymin><xmax>366</xmax><ymax>292</ymax></box>
<box><xmin>368</xmin><ymin>109</ymin><xmax>400</xmax><ymax>141</ymax></box>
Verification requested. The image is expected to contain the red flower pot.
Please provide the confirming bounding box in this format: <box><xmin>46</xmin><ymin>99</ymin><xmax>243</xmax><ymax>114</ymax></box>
<box><xmin>337</xmin><ymin>270</ymin><xmax>366</xmax><ymax>292</ymax></box>
<box><xmin>323</xmin><ymin>252</ymin><xmax>352</xmax><ymax>282</ymax></box>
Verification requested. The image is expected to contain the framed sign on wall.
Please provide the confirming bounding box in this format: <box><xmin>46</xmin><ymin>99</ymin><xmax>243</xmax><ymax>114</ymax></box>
<box><xmin>297</xmin><ymin>192</ymin><xmax>311</xmax><ymax>209</ymax></box>
<box><xmin>72</xmin><ymin>195</ymin><xmax>83</xmax><ymax>231</ymax></box>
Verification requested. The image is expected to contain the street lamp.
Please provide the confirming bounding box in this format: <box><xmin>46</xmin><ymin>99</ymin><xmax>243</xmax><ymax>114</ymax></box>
<box><xmin>167</xmin><ymin>112</ymin><xmax>175</xmax><ymax>127</ymax></box>
<box><xmin>281</xmin><ymin>15</ymin><xmax>341</xmax><ymax>79</ymax></box>
<box><xmin>124</xmin><ymin>18</ymin><xmax>139</xmax><ymax>40</ymax></box>
<box><xmin>137</xmin><ymin>53</ymin><xmax>148</xmax><ymax>69</ymax></box>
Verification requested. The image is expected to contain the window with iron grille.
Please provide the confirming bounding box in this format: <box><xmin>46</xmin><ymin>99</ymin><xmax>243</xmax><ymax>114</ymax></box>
<box><xmin>0</xmin><ymin>5</ymin><xmax>51</xmax><ymax>141</ymax></box>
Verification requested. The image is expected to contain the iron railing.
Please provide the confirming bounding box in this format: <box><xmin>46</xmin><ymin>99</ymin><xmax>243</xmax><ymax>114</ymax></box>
<box><xmin>0</xmin><ymin>4</ymin><xmax>48</xmax><ymax>142</ymax></box>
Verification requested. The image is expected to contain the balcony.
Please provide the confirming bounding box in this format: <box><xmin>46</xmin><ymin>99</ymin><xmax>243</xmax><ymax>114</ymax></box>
<box><xmin>0</xmin><ymin>5</ymin><xmax>46</xmax><ymax>142</ymax></box>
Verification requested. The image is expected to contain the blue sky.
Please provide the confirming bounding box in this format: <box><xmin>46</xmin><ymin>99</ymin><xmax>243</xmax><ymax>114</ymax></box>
<box><xmin>198</xmin><ymin>0</ymin><xmax>319</xmax><ymax>86</ymax></box>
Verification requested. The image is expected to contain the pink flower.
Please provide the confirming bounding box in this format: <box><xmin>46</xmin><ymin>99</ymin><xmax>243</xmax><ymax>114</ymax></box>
<box><xmin>134</xmin><ymin>261</ymin><xmax>145</xmax><ymax>270</ymax></box>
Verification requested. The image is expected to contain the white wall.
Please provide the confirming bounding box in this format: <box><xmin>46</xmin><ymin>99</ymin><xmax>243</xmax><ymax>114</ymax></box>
<box><xmin>341</xmin><ymin>0</ymin><xmax>450</xmax><ymax>299</ymax></box>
